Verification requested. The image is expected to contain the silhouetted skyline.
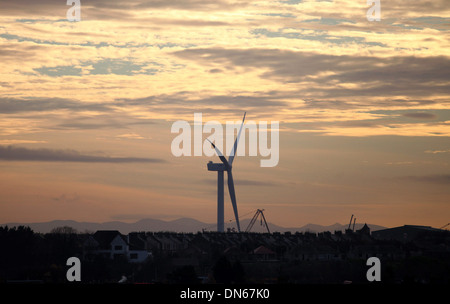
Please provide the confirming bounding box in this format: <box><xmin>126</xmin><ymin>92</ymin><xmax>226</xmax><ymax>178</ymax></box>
<box><xmin>1</xmin><ymin>0</ymin><xmax>449</xmax><ymax>229</ymax></box>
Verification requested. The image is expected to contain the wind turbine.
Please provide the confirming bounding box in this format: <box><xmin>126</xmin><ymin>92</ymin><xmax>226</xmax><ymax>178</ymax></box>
<box><xmin>207</xmin><ymin>112</ymin><xmax>246</xmax><ymax>232</ymax></box>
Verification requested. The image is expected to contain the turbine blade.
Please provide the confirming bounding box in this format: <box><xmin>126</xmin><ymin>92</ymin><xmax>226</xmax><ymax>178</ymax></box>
<box><xmin>227</xmin><ymin>170</ymin><xmax>241</xmax><ymax>232</ymax></box>
<box><xmin>228</xmin><ymin>112</ymin><xmax>246</xmax><ymax>166</ymax></box>
<box><xmin>207</xmin><ymin>139</ymin><xmax>229</xmax><ymax>168</ymax></box>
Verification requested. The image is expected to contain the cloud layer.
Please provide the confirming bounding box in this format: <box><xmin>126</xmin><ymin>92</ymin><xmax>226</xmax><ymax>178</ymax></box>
<box><xmin>0</xmin><ymin>146</ymin><xmax>165</xmax><ymax>163</ymax></box>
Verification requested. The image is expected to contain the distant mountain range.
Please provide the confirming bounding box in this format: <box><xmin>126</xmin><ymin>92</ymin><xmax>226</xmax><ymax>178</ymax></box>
<box><xmin>1</xmin><ymin>218</ymin><xmax>387</xmax><ymax>234</ymax></box>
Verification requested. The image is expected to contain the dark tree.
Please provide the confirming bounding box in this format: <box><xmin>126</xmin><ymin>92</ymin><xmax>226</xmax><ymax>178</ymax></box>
<box><xmin>0</xmin><ymin>226</ymin><xmax>35</xmax><ymax>280</ymax></box>
<box><xmin>231</xmin><ymin>260</ymin><xmax>246</xmax><ymax>283</ymax></box>
<box><xmin>168</xmin><ymin>265</ymin><xmax>200</xmax><ymax>284</ymax></box>
<box><xmin>213</xmin><ymin>256</ymin><xmax>233</xmax><ymax>284</ymax></box>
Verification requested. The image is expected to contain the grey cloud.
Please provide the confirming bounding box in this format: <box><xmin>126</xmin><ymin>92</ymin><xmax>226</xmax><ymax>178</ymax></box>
<box><xmin>336</xmin><ymin>121</ymin><xmax>382</xmax><ymax>128</ymax></box>
<box><xmin>209</xmin><ymin>69</ymin><xmax>223</xmax><ymax>73</ymax></box>
<box><xmin>55</xmin><ymin>121</ymin><xmax>123</xmax><ymax>130</ymax></box>
<box><xmin>324</xmin><ymin>56</ymin><xmax>450</xmax><ymax>87</ymax></box>
<box><xmin>0</xmin><ymin>97</ymin><xmax>110</xmax><ymax>114</ymax></box>
<box><xmin>1</xmin><ymin>93</ymin><xmax>284</xmax><ymax>131</ymax></box>
<box><xmin>0</xmin><ymin>0</ymin><xmax>65</xmax><ymax>16</ymax></box>
<box><xmin>0</xmin><ymin>96</ymin><xmax>162</xmax><ymax>132</ymax></box>
<box><xmin>376</xmin><ymin>99</ymin><xmax>436</xmax><ymax>107</ymax></box>
<box><xmin>173</xmin><ymin>48</ymin><xmax>450</xmax><ymax>98</ymax></box>
<box><xmin>53</xmin><ymin>193</ymin><xmax>80</xmax><ymax>203</ymax></box>
<box><xmin>0</xmin><ymin>0</ymin><xmax>246</xmax><ymax>19</ymax></box>
<box><xmin>133</xmin><ymin>0</ymin><xmax>247</xmax><ymax>11</ymax></box>
<box><xmin>0</xmin><ymin>145</ymin><xmax>165</xmax><ymax>163</ymax></box>
<box><xmin>383</xmin><ymin>0</ymin><xmax>449</xmax><ymax>16</ymax></box>
<box><xmin>195</xmin><ymin>95</ymin><xmax>286</xmax><ymax>108</ymax></box>
<box><xmin>183</xmin><ymin>49</ymin><xmax>448</xmax><ymax>83</ymax></box>
<box><xmin>118</xmin><ymin>93</ymin><xmax>288</xmax><ymax>112</ymax></box>
<box><xmin>173</xmin><ymin>48</ymin><xmax>351</xmax><ymax>79</ymax></box>
<box><xmin>401</xmin><ymin>174</ymin><xmax>450</xmax><ymax>184</ymax></box>
<box><xmin>0</xmin><ymin>47</ymin><xmax>35</xmax><ymax>59</ymax></box>
<box><xmin>403</xmin><ymin>112</ymin><xmax>437</xmax><ymax>119</ymax></box>
<box><xmin>53</xmin><ymin>115</ymin><xmax>157</xmax><ymax>130</ymax></box>
<box><xmin>301</xmin><ymin>99</ymin><xmax>354</xmax><ymax>110</ymax></box>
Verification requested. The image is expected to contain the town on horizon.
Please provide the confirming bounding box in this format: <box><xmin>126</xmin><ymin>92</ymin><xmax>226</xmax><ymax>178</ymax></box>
<box><xmin>1</xmin><ymin>222</ymin><xmax>449</xmax><ymax>284</ymax></box>
<box><xmin>1</xmin><ymin>0</ymin><xmax>449</xmax><ymax>291</ymax></box>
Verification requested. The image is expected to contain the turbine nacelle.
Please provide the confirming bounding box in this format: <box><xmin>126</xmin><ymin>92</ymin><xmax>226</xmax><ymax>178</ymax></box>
<box><xmin>207</xmin><ymin>161</ymin><xmax>226</xmax><ymax>171</ymax></box>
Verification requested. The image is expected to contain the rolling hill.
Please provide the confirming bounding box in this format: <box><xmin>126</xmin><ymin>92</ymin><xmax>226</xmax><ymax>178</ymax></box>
<box><xmin>1</xmin><ymin>218</ymin><xmax>387</xmax><ymax>234</ymax></box>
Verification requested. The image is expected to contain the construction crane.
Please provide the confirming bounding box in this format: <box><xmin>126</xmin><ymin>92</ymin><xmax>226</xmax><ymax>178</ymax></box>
<box><xmin>245</xmin><ymin>209</ymin><xmax>270</xmax><ymax>233</ymax></box>
<box><xmin>345</xmin><ymin>214</ymin><xmax>357</xmax><ymax>233</ymax></box>
<box><xmin>347</xmin><ymin>214</ymin><xmax>354</xmax><ymax>230</ymax></box>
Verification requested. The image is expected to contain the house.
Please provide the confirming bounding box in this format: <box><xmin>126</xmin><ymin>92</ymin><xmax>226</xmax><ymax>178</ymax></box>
<box><xmin>223</xmin><ymin>246</ymin><xmax>246</xmax><ymax>261</ymax></box>
<box><xmin>127</xmin><ymin>232</ymin><xmax>152</xmax><ymax>263</ymax></box>
<box><xmin>85</xmin><ymin>230</ymin><xmax>128</xmax><ymax>260</ymax></box>
<box><xmin>82</xmin><ymin>230</ymin><xmax>150</xmax><ymax>263</ymax></box>
<box><xmin>250</xmin><ymin>245</ymin><xmax>276</xmax><ymax>261</ymax></box>
<box><xmin>146</xmin><ymin>233</ymin><xmax>186</xmax><ymax>254</ymax></box>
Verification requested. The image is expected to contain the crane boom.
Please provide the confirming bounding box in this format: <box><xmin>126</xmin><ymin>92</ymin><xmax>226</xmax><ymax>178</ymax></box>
<box><xmin>348</xmin><ymin>214</ymin><xmax>354</xmax><ymax>230</ymax></box>
<box><xmin>246</xmin><ymin>211</ymin><xmax>260</xmax><ymax>232</ymax></box>
<box><xmin>260</xmin><ymin>210</ymin><xmax>270</xmax><ymax>234</ymax></box>
<box><xmin>440</xmin><ymin>223</ymin><xmax>450</xmax><ymax>230</ymax></box>
<box><xmin>245</xmin><ymin>209</ymin><xmax>270</xmax><ymax>233</ymax></box>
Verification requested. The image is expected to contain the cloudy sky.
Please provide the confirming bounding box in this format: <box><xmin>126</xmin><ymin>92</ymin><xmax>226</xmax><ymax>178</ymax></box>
<box><xmin>0</xmin><ymin>0</ymin><xmax>449</xmax><ymax>229</ymax></box>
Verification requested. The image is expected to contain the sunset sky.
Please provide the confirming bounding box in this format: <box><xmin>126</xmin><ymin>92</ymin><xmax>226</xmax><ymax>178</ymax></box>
<box><xmin>1</xmin><ymin>0</ymin><xmax>449</xmax><ymax>229</ymax></box>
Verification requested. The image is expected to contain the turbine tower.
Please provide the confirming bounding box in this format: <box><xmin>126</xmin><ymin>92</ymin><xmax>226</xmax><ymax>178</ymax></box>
<box><xmin>207</xmin><ymin>112</ymin><xmax>246</xmax><ymax>232</ymax></box>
